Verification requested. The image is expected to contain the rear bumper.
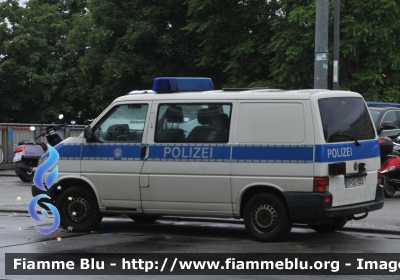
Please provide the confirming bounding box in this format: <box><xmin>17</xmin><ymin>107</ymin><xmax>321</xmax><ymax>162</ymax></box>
<box><xmin>283</xmin><ymin>185</ymin><xmax>384</xmax><ymax>222</ymax></box>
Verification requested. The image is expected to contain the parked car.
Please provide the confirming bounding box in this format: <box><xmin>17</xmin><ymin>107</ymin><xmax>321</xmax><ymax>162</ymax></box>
<box><xmin>367</xmin><ymin>102</ymin><xmax>400</xmax><ymax>139</ymax></box>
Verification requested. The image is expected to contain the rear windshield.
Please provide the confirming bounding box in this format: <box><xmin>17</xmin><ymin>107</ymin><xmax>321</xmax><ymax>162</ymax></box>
<box><xmin>319</xmin><ymin>97</ymin><xmax>376</xmax><ymax>143</ymax></box>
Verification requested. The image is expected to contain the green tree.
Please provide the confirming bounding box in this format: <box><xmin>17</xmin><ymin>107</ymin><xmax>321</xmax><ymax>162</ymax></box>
<box><xmin>75</xmin><ymin>0</ymin><xmax>202</xmax><ymax>114</ymax></box>
<box><xmin>266</xmin><ymin>0</ymin><xmax>400</xmax><ymax>101</ymax></box>
<box><xmin>185</xmin><ymin>0</ymin><xmax>280</xmax><ymax>87</ymax></box>
<box><xmin>0</xmin><ymin>0</ymin><xmax>32</xmax><ymax>122</ymax></box>
<box><xmin>0</xmin><ymin>0</ymin><xmax>88</xmax><ymax>122</ymax></box>
<box><xmin>267</xmin><ymin>0</ymin><xmax>316</xmax><ymax>89</ymax></box>
<box><xmin>340</xmin><ymin>0</ymin><xmax>400</xmax><ymax>102</ymax></box>
<box><xmin>3</xmin><ymin>0</ymin><xmax>400</xmax><ymax>123</ymax></box>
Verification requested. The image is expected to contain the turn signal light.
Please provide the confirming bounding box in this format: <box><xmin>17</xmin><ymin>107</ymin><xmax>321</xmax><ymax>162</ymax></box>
<box><xmin>328</xmin><ymin>162</ymin><xmax>346</xmax><ymax>175</ymax></box>
<box><xmin>14</xmin><ymin>147</ymin><xmax>25</xmax><ymax>153</ymax></box>
<box><xmin>313</xmin><ymin>177</ymin><xmax>329</xmax><ymax>192</ymax></box>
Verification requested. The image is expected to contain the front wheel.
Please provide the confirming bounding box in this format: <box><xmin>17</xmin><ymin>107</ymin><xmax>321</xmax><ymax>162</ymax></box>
<box><xmin>308</xmin><ymin>217</ymin><xmax>347</xmax><ymax>233</ymax></box>
<box><xmin>383</xmin><ymin>177</ymin><xmax>396</xmax><ymax>198</ymax></box>
<box><xmin>56</xmin><ymin>187</ymin><xmax>103</xmax><ymax>232</ymax></box>
<box><xmin>243</xmin><ymin>193</ymin><xmax>292</xmax><ymax>242</ymax></box>
<box><xmin>17</xmin><ymin>168</ymin><xmax>34</xmax><ymax>182</ymax></box>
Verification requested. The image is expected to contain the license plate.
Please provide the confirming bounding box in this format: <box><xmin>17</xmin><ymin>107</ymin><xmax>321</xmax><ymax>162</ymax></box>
<box><xmin>345</xmin><ymin>177</ymin><xmax>364</xmax><ymax>188</ymax></box>
<box><xmin>13</xmin><ymin>152</ymin><xmax>22</xmax><ymax>162</ymax></box>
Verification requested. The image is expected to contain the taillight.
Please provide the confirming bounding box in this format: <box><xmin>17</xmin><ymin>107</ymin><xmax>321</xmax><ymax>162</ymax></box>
<box><xmin>313</xmin><ymin>177</ymin><xmax>329</xmax><ymax>192</ymax></box>
<box><xmin>324</xmin><ymin>196</ymin><xmax>332</xmax><ymax>203</ymax></box>
<box><xmin>14</xmin><ymin>147</ymin><xmax>25</xmax><ymax>153</ymax></box>
<box><xmin>378</xmin><ymin>138</ymin><xmax>388</xmax><ymax>144</ymax></box>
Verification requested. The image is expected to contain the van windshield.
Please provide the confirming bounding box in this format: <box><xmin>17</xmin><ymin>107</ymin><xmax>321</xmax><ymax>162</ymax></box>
<box><xmin>319</xmin><ymin>97</ymin><xmax>376</xmax><ymax>143</ymax></box>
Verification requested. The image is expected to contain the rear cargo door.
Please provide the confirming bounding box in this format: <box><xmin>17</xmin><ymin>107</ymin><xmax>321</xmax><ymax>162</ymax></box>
<box><xmin>314</xmin><ymin>96</ymin><xmax>380</xmax><ymax>207</ymax></box>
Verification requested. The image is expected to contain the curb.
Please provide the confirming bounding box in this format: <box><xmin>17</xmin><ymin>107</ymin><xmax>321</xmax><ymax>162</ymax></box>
<box><xmin>160</xmin><ymin>216</ymin><xmax>400</xmax><ymax>236</ymax></box>
<box><xmin>0</xmin><ymin>163</ymin><xmax>15</xmax><ymax>170</ymax></box>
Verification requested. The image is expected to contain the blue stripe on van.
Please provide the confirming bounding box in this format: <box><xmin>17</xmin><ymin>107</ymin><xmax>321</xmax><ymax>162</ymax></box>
<box><xmin>81</xmin><ymin>143</ymin><xmax>142</xmax><ymax>160</ymax></box>
<box><xmin>54</xmin><ymin>141</ymin><xmax>380</xmax><ymax>163</ymax></box>
<box><xmin>232</xmin><ymin>145</ymin><xmax>313</xmax><ymax>162</ymax></box>
<box><xmin>54</xmin><ymin>143</ymin><xmax>81</xmax><ymax>159</ymax></box>
<box><xmin>315</xmin><ymin>140</ymin><xmax>380</xmax><ymax>163</ymax></box>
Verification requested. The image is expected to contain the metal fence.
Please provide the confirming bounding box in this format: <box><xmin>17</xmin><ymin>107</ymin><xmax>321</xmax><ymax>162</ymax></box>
<box><xmin>0</xmin><ymin>123</ymin><xmax>85</xmax><ymax>164</ymax></box>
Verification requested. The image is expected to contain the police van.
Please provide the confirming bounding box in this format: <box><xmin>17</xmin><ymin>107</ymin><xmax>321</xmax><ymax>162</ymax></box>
<box><xmin>34</xmin><ymin>77</ymin><xmax>384</xmax><ymax>241</ymax></box>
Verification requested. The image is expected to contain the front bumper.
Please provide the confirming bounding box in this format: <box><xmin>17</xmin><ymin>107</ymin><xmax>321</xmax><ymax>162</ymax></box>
<box><xmin>283</xmin><ymin>184</ymin><xmax>384</xmax><ymax>222</ymax></box>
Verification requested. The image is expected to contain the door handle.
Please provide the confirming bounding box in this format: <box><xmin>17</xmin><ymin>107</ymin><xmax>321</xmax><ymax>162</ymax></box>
<box><xmin>140</xmin><ymin>145</ymin><xmax>147</xmax><ymax>158</ymax></box>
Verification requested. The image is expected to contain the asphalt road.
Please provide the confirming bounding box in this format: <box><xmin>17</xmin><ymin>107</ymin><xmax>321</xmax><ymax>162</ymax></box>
<box><xmin>2</xmin><ymin>213</ymin><xmax>400</xmax><ymax>280</ymax></box>
<box><xmin>1</xmin><ymin>172</ymin><xmax>400</xmax><ymax>280</ymax></box>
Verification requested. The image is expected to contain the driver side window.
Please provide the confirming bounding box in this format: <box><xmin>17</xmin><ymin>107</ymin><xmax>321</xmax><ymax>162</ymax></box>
<box><xmin>92</xmin><ymin>104</ymin><xmax>148</xmax><ymax>143</ymax></box>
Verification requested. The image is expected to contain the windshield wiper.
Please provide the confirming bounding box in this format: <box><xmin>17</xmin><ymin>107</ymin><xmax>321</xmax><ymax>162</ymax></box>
<box><xmin>329</xmin><ymin>133</ymin><xmax>361</xmax><ymax>146</ymax></box>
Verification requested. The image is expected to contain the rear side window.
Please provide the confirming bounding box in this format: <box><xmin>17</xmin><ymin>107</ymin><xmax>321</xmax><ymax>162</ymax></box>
<box><xmin>155</xmin><ymin>103</ymin><xmax>231</xmax><ymax>143</ymax></box>
<box><xmin>319</xmin><ymin>97</ymin><xmax>375</xmax><ymax>143</ymax></box>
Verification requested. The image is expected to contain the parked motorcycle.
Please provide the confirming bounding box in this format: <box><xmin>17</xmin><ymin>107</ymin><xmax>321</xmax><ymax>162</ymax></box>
<box><xmin>13</xmin><ymin>116</ymin><xmax>65</xmax><ymax>182</ymax></box>
<box><xmin>379</xmin><ymin>136</ymin><xmax>400</xmax><ymax>198</ymax></box>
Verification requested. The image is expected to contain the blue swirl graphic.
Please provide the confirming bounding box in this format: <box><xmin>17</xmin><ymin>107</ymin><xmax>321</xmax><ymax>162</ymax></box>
<box><xmin>28</xmin><ymin>194</ymin><xmax>60</xmax><ymax>235</ymax></box>
<box><xmin>30</xmin><ymin>144</ymin><xmax>61</xmax><ymax>234</ymax></box>
<box><xmin>45</xmin><ymin>166</ymin><xmax>58</xmax><ymax>188</ymax></box>
<box><xmin>33</xmin><ymin>144</ymin><xmax>59</xmax><ymax>191</ymax></box>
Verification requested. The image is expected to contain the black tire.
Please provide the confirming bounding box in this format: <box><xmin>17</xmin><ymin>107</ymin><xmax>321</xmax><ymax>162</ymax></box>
<box><xmin>383</xmin><ymin>178</ymin><xmax>396</xmax><ymax>198</ymax></box>
<box><xmin>128</xmin><ymin>215</ymin><xmax>161</xmax><ymax>223</ymax></box>
<box><xmin>17</xmin><ymin>169</ymin><xmax>34</xmax><ymax>182</ymax></box>
<box><xmin>56</xmin><ymin>187</ymin><xmax>103</xmax><ymax>232</ymax></box>
<box><xmin>308</xmin><ymin>217</ymin><xmax>347</xmax><ymax>233</ymax></box>
<box><xmin>243</xmin><ymin>193</ymin><xmax>292</xmax><ymax>242</ymax></box>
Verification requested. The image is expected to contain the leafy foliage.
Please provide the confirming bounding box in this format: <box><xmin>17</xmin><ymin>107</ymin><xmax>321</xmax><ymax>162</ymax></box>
<box><xmin>1</xmin><ymin>0</ymin><xmax>400</xmax><ymax>122</ymax></box>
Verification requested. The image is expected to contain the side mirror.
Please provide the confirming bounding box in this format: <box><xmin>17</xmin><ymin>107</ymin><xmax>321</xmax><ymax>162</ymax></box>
<box><xmin>84</xmin><ymin>126</ymin><xmax>95</xmax><ymax>142</ymax></box>
<box><xmin>380</xmin><ymin>121</ymin><xmax>396</xmax><ymax>131</ymax></box>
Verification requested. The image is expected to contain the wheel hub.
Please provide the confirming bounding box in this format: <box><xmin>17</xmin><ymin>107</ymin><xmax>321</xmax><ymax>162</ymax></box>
<box><xmin>252</xmin><ymin>204</ymin><xmax>278</xmax><ymax>234</ymax></box>
<box><xmin>66</xmin><ymin>197</ymin><xmax>91</xmax><ymax>223</ymax></box>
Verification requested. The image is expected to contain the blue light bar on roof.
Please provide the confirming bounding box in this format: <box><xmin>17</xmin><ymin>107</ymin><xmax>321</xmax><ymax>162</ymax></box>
<box><xmin>152</xmin><ymin>77</ymin><xmax>214</xmax><ymax>93</ymax></box>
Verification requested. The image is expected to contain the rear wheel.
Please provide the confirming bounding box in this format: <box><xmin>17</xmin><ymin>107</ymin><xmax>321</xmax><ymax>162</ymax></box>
<box><xmin>17</xmin><ymin>168</ymin><xmax>34</xmax><ymax>182</ymax></box>
<box><xmin>308</xmin><ymin>217</ymin><xmax>347</xmax><ymax>233</ymax></box>
<box><xmin>128</xmin><ymin>215</ymin><xmax>161</xmax><ymax>223</ymax></box>
<box><xmin>243</xmin><ymin>193</ymin><xmax>292</xmax><ymax>242</ymax></box>
<box><xmin>383</xmin><ymin>177</ymin><xmax>396</xmax><ymax>198</ymax></box>
<box><xmin>56</xmin><ymin>187</ymin><xmax>103</xmax><ymax>232</ymax></box>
